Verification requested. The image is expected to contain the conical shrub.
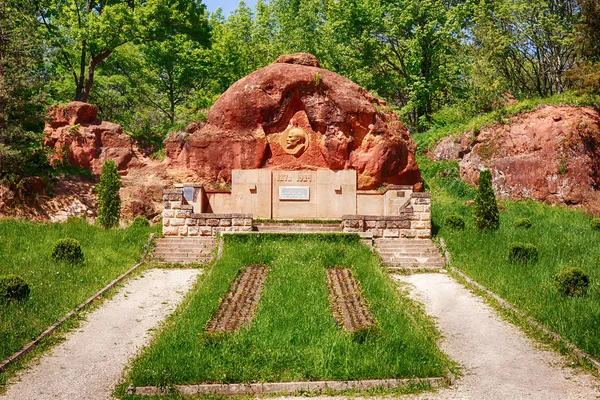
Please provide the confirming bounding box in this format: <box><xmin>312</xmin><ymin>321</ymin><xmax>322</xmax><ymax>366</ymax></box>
<box><xmin>96</xmin><ymin>160</ymin><xmax>121</xmax><ymax>229</ymax></box>
<box><xmin>473</xmin><ymin>169</ymin><xmax>499</xmax><ymax>230</ymax></box>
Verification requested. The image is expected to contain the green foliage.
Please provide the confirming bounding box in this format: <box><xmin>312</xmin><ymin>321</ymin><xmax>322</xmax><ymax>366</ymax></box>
<box><xmin>52</xmin><ymin>238</ymin><xmax>84</xmax><ymax>264</ymax></box>
<box><xmin>509</xmin><ymin>242</ymin><xmax>539</xmax><ymax>264</ymax></box>
<box><xmin>591</xmin><ymin>218</ymin><xmax>600</xmax><ymax>230</ymax></box>
<box><xmin>513</xmin><ymin>218</ymin><xmax>533</xmax><ymax>229</ymax></box>
<box><xmin>96</xmin><ymin>160</ymin><xmax>122</xmax><ymax>229</ymax></box>
<box><xmin>0</xmin><ymin>275</ymin><xmax>30</xmax><ymax>303</ymax></box>
<box><xmin>553</xmin><ymin>268</ymin><xmax>590</xmax><ymax>297</ymax></box>
<box><xmin>131</xmin><ymin>216</ymin><xmax>150</xmax><ymax>228</ymax></box>
<box><xmin>445</xmin><ymin>214</ymin><xmax>465</xmax><ymax>230</ymax></box>
<box><xmin>473</xmin><ymin>169</ymin><xmax>499</xmax><ymax>230</ymax></box>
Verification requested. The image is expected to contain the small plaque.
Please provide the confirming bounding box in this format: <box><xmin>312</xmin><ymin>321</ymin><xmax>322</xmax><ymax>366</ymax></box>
<box><xmin>279</xmin><ymin>186</ymin><xmax>310</xmax><ymax>201</ymax></box>
<box><xmin>183</xmin><ymin>187</ymin><xmax>195</xmax><ymax>201</ymax></box>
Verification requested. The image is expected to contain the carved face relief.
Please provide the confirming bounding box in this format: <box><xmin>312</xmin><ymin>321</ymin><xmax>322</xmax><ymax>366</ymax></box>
<box><xmin>279</xmin><ymin>126</ymin><xmax>309</xmax><ymax>157</ymax></box>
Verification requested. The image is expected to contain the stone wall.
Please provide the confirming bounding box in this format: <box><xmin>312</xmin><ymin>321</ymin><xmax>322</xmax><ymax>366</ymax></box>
<box><xmin>162</xmin><ymin>188</ymin><xmax>252</xmax><ymax>236</ymax></box>
<box><xmin>341</xmin><ymin>193</ymin><xmax>431</xmax><ymax>238</ymax></box>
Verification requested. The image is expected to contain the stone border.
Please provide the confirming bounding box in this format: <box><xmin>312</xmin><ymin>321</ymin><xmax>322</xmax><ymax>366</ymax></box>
<box><xmin>0</xmin><ymin>233</ymin><xmax>155</xmax><ymax>373</ymax></box>
<box><xmin>439</xmin><ymin>238</ymin><xmax>600</xmax><ymax>374</ymax></box>
<box><xmin>129</xmin><ymin>376</ymin><xmax>451</xmax><ymax>397</ymax></box>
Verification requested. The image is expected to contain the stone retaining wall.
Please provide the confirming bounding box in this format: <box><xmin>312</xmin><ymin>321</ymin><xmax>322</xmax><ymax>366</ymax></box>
<box><xmin>163</xmin><ymin>188</ymin><xmax>252</xmax><ymax>236</ymax></box>
<box><xmin>342</xmin><ymin>193</ymin><xmax>431</xmax><ymax>238</ymax></box>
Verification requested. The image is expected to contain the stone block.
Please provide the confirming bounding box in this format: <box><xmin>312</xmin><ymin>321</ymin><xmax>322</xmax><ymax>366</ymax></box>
<box><xmin>162</xmin><ymin>226</ymin><xmax>178</xmax><ymax>236</ymax></box>
<box><xmin>196</xmin><ymin>219</ymin><xmax>206</xmax><ymax>226</ymax></box>
<box><xmin>377</xmin><ymin>220</ymin><xmax>387</xmax><ymax>229</ymax></box>
<box><xmin>171</xmin><ymin>201</ymin><xmax>182</xmax><ymax>209</ymax></box>
<box><xmin>386</xmin><ymin>220</ymin><xmax>410</xmax><ymax>229</ymax></box>
<box><xmin>343</xmin><ymin>227</ymin><xmax>361</xmax><ymax>233</ymax></box>
<box><xmin>411</xmin><ymin>221</ymin><xmax>432</xmax><ymax>230</ymax></box>
<box><xmin>232</xmin><ymin>218</ymin><xmax>245</xmax><ymax>226</ymax></box>
<box><xmin>188</xmin><ymin>226</ymin><xmax>199</xmax><ymax>236</ymax></box>
<box><xmin>200</xmin><ymin>227</ymin><xmax>213</xmax><ymax>236</ymax></box>
<box><xmin>219</xmin><ymin>219</ymin><xmax>232</xmax><ymax>226</ymax></box>
<box><xmin>176</xmin><ymin>209</ymin><xmax>192</xmax><ymax>218</ymax></box>
<box><xmin>181</xmin><ymin>204</ymin><xmax>193</xmax><ymax>210</ymax></box>
<box><xmin>163</xmin><ymin>210</ymin><xmax>174</xmax><ymax>218</ymax></box>
<box><xmin>206</xmin><ymin>219</ymin><xmax>219</xmax><ymax>226</ymax></box>
<box><xmin>383</xmin><ymin>229</ymin><xmax>400</xmax><ymax>238</ymax></box>
<box><xmin>419</xmin><ymin>212</ymin><xmax>432</xmax><ymax>221</ymax></box>
<box><xmin>368</xmin><ymin>228</ymin><xmax>383</xmax><ymax>238</ymax></box>
<box><xmin>178</xmin><ymin>226</ymin><xmax>188</xmax><ymax>236</ymax></box>
<box><xmin>163</xmin><ymin>202</ymin><xmax>171</xmax><ymax>209</ymax></box>
<box><xmin>346</xmin><ymin>219</ymin><xmax>360</xmax><ymax>229</ymax></box>
<box><xmin>170</xmin><ymin>218</ymin><xmax>185</xmax><ymax>226</ymax></box>
<box><xmin>239</xmin><ymin>226</ymin><xmax>253</xmax><ymax>232</ymax></box>
<box><xmin>365</xmin><ymin>220</ymin><xmax>378</xmax><ymax>229</ymax></box>
<box><xmin>186</xmin><ymin>218</ymin><xmax>198</xmax><ymax>226</ymax></box>
<box><xmin>400</xmin><ymin>229</ymin><xmax>417</xmax><ymax>238</ymax></box>
<box><xmin>417</xmin><ymin>229</ymin><xmax>432</xmax><ymax>238</ymax></box>
<box><xmin>243</xmin><ymin>218</ymin><xmax>253</xmax><ymax>226</ymax></box>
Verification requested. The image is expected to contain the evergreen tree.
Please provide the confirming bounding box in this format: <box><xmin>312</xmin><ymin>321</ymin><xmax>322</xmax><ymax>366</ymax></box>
<box><xmin>473</xmin><ymin>169</ymin><xmax>499</xmax><ymax>230</ymax></box>
<box><xmin>96</xmin><ymin>160</ymin><xmax>121</xmax><ymax>229</ymax></box>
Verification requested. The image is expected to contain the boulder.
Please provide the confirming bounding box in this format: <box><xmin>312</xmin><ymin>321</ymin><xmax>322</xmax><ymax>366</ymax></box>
<box><xmin>169</xmin><ymin>53</ymin><xmax>421</xmax><ymax>190</ymax></box>
<box><xmin>431</xmin><ymin>106</ymin><xmax>600</xmax><ymax>206</ymax></box>
<box><xmin>43</xmin><ymin>102</ymin><xmax>142</xmax><ymax>174</ymax></box>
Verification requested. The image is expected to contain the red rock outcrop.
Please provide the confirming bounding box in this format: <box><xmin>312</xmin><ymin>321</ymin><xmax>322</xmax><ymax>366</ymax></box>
<box><xmin>169</xmin><ymin>53</ymin><xmax>421</xmax><ymax>190</ymax></box>
<box><xmin>43</xmin><ymin>102</ymin><xmax>143</xmax><ymax>174</ymax></box>
<box><xmin>431</xmin><ymin>106</ymin><xmax>600</xmax><ymax>206</ymax></box>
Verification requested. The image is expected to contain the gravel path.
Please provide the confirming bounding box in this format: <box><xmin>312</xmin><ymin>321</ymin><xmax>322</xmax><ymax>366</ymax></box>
<box><xmin>1</xmin><ymin>268</ymin><xmax>200</xmax><ymax>400</ymax></box>
<box><xmin>396</xmin><ymin>273</ymin><xmax>600</xmax><ymax>400</ymax></box>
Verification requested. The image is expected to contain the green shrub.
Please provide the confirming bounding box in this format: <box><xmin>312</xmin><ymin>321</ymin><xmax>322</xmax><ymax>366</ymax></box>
<box><xmin>473</xmin><ymin>169</ymin><xmax>499</xmax><ymax>230</ymax></box>
<box><xmin>445</xmin><ymin>214</ymin><xmax>465</xmax><ymax>230</ymax></box>
<box><xmin>592</xmin><ymin>218</ymin><xmax>600</xmax><ymax>230</ymax></box>
<box><xmin>0</xmin><ymin>275</ymin><xmax>30</xmax><ymax>302</ymax></box>
<box><xmin>52</xmin><ymin>238</ymin><xmax>84</xmax><ymax>264</ymax></box>
<box><xmin>553</xmin><ymin>268</ymin><xmax>590</xmax><ymax>297</ymax></box>
<box><xmin>508</xmin><ymin>242</ymin><xmax>538</xmax><ymax>264</ymax></box>
<box><xmin>513</xmin><ymin>217</ymin><xmax>533</xmax><ymax>229</ymax></box>
<box><xmin>131</xmin><ymin>216</ymin><xmax>150</xmax><ymax>228</ymax></box>
<box><xmin>97</xmin><ymin>160</ymin><xmax>122</xmax><ymax>229</ymax></box>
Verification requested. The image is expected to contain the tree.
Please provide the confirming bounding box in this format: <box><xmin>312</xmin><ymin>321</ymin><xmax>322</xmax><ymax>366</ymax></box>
<box><xmin>96</xmin><ymin>160</ymin><xmax>121</xmax><ymax>229</ymax></box>
<box><xmin>473</xmin><ymin>169</ymin><xmax>499</xmax><ymax>231</ymax></box>
<box><xmin>35</xmin><ymin>0</ymin><xmax>210</xmax><ymax>102</ymax></box>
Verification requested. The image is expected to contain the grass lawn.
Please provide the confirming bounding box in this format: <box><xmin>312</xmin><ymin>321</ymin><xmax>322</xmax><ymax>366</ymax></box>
<box><xmin>122</xmin><ymin>234</ymin><xmax>451</xmax><ymax>388</ymax></box>
<box><xmin>420</xmin><ymin>156</ymin><xmax>600</xmax><ymax>361</ymax></box>
<box><xmin>0</xmin><ymin>218</ymin><xmax>154</xmax><ymax>364</ymax></box>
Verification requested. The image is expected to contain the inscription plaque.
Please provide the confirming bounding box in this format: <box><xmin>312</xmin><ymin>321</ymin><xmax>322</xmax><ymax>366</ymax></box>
<box><xmin>279</xmin><ymin>186</ymin><xmax>310</xmax><ymax>201</ymax></box>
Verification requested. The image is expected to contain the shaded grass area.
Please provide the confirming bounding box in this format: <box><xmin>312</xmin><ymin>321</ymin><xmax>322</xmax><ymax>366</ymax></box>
<box><xmin>0</xmin><ymin>218</ymin><xmax>154</xmax><ymax>364</ymax></box>
<box><xmin>421</xmin><ymin>156</ymin><xmax>600</xmax><ymax>361</ymax></box>
<box><xmin>123</xmin><ymin>234</ymin><xmax>450</xmax><ymax>388</ymax></box>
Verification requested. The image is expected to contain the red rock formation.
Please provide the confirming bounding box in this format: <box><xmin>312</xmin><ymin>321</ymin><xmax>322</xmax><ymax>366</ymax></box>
<box><xmin>432</xmin><ymin>106</ymin><xmax>600</xmax><ymax>206</ymax></box>
<box><xmin>169</xmin><ymin>53</ymin><xmax>421</xmax><ymax>190</ymax></box>
<box><xmin>43</xmin><ymin>102</ymin><xmax>143</xmax><ymax>174</ymax></box>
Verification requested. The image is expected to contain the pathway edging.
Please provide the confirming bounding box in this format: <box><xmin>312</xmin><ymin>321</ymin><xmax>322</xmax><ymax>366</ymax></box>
<box><xmin>0</xmin><ymin>233</ymin><xmax>155</xmax><ymax>373</ymax></box>
<box><xmin>439</xmin><ymin>237</ymin><xmax>600</xmax><ymax>374</ymax></box>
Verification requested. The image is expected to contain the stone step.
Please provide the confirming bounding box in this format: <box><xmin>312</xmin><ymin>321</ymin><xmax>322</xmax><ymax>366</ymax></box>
<box><xmin>151</xmin><ymin>237</ymin><xmax>217</xmax><ymax>264</ymax></box>
<box><xmin>385</xmin><ymin>266</ymin><xmax>445</xmax><ymax>273</ymax></box>
<box><xmin>154</xmin><ymin>255</ymin><xmax>212</xmax><ymax>263</ymax></box>
<box><xmin>154</xmin><ymin>244</ymin><xmax>215</xmax><ymax>250</ymax></box>
<box><xmin>155</xmin><ymin>238</ymin><xmax>216</xmax><ymax>244</ymax></box>
<box><xmin>153</xmin><ymin>250</ymin><xmax>213</xmax><ymax>257</ymax></box>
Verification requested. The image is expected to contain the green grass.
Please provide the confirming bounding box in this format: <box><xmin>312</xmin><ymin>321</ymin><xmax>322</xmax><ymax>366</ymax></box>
<box><xmin>0</xmin><ymin>218</ymin><xmax>154</xmax><ymax>363</ymax></box>
<box><xmin>414</xmin><ymin>91</ymin><xmax>600</xmax><ymax>151</ymax></box>
<box><xmin>121</xmin><ymin>234</ymin><xmax>451</xmax><ymax>388</ymax></box>
<box><xmin>421</xmin><ymin>155</ymin><xmax>600</xmax><ymax>362</ymax></box>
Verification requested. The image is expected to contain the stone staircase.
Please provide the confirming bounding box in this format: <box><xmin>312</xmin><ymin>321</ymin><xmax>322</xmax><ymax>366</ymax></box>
<box><xmin>375</xmin><ymin>238</ymin><xmax>446</xmax><ymax>273</ymax></box>
<box><xmin>151</xmin><ymin>237</ymin><xmax>217</xmax><ymax>265</ymax></box>
<box><xmin>253</xmin><ymin>222</ymin><xmax>342</xmax><ymax>233</ymax></box>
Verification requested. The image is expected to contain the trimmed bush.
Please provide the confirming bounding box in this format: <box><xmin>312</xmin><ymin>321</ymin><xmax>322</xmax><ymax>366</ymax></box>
<box><xmin>508</xmin><ymin>242</ymin><xmax>538</xmax><ymax>264</ymax></box>
<box><xmin>97</xmin><ymin>160</ymin><xmax>122</xmax><ymax>229</ymax></box>
<box><xmin>0</xmin><ymin>275</ymin><xmax>30</xmax><ymax>302</ymax></box>
<box><xmin>131</xmin><ymin>216</ymin><xmax>150</xmax><ymax>228</ymax></box>
<box><xmin>554</xmin><ymin>268</ymin><xmax>590</xmax><ymax>297</ymax></box>
<box><xmin>592</xmin><ymin>218</ymin><xmax>600</xmax><ymax>230</ymax></box>
<box><xmin>473</xmin><ymin>169</ymin><xmax>499</xmax><ymax>230</ymax></box>
<box><xmin>445</xmin><ymin>214</ymin><xmax>465</xmax><ymax>230</ymax></box>
<box><xmin>513</xmin><ymin>217</ymin><xmax>532</xmax><ymax>229</ymax></box>
<box><xmin>52</xmin><ymin>238</ymin><xmax>84</xmax><ymax>264</ymax></box>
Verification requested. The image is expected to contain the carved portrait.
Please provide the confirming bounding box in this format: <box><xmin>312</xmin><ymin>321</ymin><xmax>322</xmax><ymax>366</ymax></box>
<box><xmin>279</xmin><ymin>126</ymin><xmax>309</xmax><ymax>157</ymax></box>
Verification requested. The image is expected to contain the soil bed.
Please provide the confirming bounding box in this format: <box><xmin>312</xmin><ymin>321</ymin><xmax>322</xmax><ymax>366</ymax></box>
<box><xmin>207</xmin><ymin>264</ymin><xmax>268</xmax><ymax>332</ymax></box>
<box><xmin>327</xmin><ymin>267</ymin><xmax>374</xmax><ymax>331</ymax></box>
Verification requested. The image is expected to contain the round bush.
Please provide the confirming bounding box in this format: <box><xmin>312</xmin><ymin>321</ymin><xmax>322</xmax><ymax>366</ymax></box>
<box><xmin>591</xmin><ymin>218</ymin><xmax>600</xmax><ymax>230</ymax></box>
<box><xmin>513</xmin><ymin>217</ymin><xmax>532</xmax><ymax>229</ymax></box>
<box><xmin>0</xmin><ymin>275</ymin><xmax>30</xmax><ymax>302</ymax></box>
<box><xmin>131</xmin><ymin>216</ymin><xmax>150</xmax><ymax>228</ymax></box>
<box><xmin>52</xmin><ymin>238</ymin><xmax>84</xmax><ymax>264</ymax></box>
<box><xmin>508</xmin><ymin>242</ymin><xmax>538</xmax><ymax>264</ymax></box>
<box><xmin>553</xmin><ymin>268</ymin><xmax>590</xmax><ymax>297</ymax></box>
<box><xmin>445</xmin><ymin>214</ymin><xmax>465</xmax><ymax>230</ymax></box>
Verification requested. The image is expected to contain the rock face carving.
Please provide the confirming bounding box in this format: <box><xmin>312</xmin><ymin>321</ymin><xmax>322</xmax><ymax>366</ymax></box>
<box><xmin>431</xmin><ymin>106</ymin><xmax>600</xmax><ymax>207</ymax></box>
<box><xmin>168</xmin><ymin>53</ymin><xmax>421</xmax><ymax>190</ymax></box>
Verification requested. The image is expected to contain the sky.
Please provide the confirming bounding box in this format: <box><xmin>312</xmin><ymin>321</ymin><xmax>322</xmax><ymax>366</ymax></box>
<box><xmin>203</xmin><ymin>0</ymin><xmax>258</xmax><ymax>17</ymax></box>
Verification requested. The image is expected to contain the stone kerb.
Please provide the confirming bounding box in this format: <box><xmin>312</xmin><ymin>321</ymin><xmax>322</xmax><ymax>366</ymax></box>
<box><xmin>162</xmin><ymin>188</ymin><xmax>253</xmax><ymax>236</ymax></box>
<box><xmin>342</xmin><ymin>193</ymin><xmax>431</xmax><ymax>239</ymax></box>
